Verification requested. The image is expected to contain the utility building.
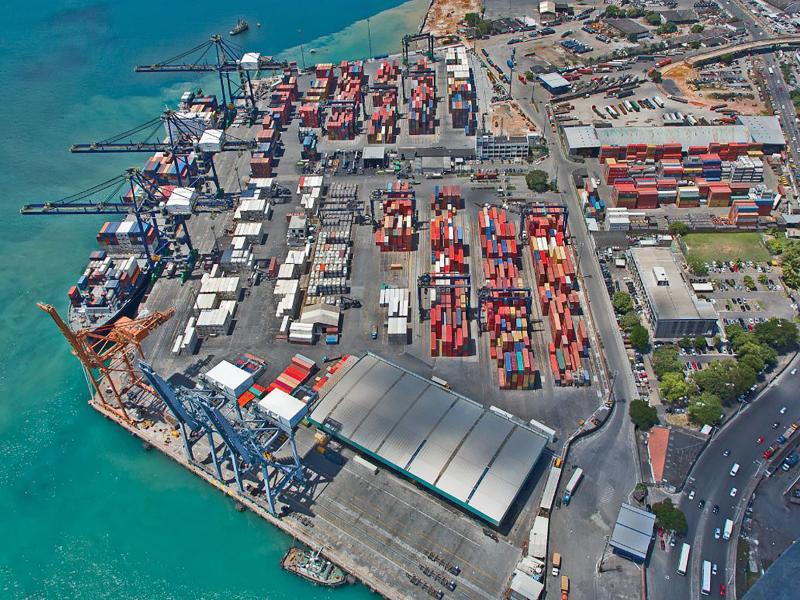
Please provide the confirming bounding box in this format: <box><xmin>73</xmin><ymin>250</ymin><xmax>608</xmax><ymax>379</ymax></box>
<box><xmin>609</xmin><ymin>503</ymin><xmax>656</xmax><ymax>563</ymax></box>
<box><xmin>629</xmin><ymin>247</ymin><xmax>718</xmax><ymax>339</ymax></box>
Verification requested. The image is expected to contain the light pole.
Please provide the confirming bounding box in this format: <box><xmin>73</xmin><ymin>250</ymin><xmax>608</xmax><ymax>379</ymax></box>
<box><xmin>298</xmin><ymin>29</ymin><xmax>306</xmax><ymax>71</ymax></box>
<box><xmin>366</xmin><ymin>17</ymin><xmax>373</xmax><ymax>59</ymax></box>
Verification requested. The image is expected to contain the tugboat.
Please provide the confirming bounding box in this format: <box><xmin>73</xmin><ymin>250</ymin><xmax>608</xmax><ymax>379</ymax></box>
<box><xmin>230</xmin><ymin>19</ymin><xmax>249</xmax><ymax>36</ymax></box>
<box><xmin>281</xmin><ymin>546</ymin><xmax>348</xmax><ymax>587</ymax></box>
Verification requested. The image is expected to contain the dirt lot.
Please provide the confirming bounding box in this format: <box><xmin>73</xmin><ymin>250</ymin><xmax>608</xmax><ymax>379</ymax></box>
<box><xmin>490</xmin><ymin>101</ymin><xmax>537</xmax><ymax>136</ymax></box>
<box><xmin>422</xmin><ymin>0</ymin><xmax>482</xmax><ymax>37</ymax></box>
<box><xmin>661</xmin><ymin>62</ymin><xmax>767</xmax><ymax>114</ymax></box>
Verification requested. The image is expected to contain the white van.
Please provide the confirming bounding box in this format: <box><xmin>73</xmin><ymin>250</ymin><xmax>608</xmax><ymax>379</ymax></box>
<box><xmin>729</xmin><ymin>463</ymin><xmax>740</xmax><ymax>477</ymax></box>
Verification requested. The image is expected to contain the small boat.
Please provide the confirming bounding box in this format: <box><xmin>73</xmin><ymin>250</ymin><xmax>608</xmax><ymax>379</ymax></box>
<box><xmin>256</xmin><ymin>22</ymin><xmax>261</xmax><ymax>28</ymax></box>
<box><xmin>230</xmin><ymin>19</ymin><xmax>249</xmax><ymax>36</ymax></box>
<box><xmin>309</xmin><ymin>49</ymin><xmax>317</xmax><ymax>54</ymax></box>
<box><xmin>281</xmin><ymin>546</ymin><xmax>348</xmax><ymax>587</ymax></box>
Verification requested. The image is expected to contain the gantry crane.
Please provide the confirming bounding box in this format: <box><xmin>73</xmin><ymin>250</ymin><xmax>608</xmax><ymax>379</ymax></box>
<box><xmin>134</xmin><ymin>35</ymin><xmax>286</xmax><ymax>117</ymax></box>
<box><xmin>20</xmin><ymin>168</ymin><xmax>199</xmax><ymax>271</ymax></box>
<box><xmin>69</xmin><ymin>109</ymin><xmax>257</xmax><ymax>190</ymax></box>
<box><xmin>38</xmin><ymin>303</ymin><xmax>175</xmax><ymax>423</ymax></box>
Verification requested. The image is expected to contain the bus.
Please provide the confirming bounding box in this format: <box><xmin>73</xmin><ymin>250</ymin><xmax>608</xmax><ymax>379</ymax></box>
<box><xmin>701</xmin><ymin>560</ymin><xmax>712</xmax><ymax>596</ymax></box>
<box><xmin>677</xmin><ymin>543</ymin><xmax>691</xmax><ymax>576</ymax></box>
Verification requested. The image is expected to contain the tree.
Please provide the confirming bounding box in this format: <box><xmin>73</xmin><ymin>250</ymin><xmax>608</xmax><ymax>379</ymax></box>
<box><xmin>630</xmin><ymin>324</ymin><xmax>650</xmax><ymax>351</ymax></box>
<box><xmin>758</xmin><ymin>273</ymin><xmax>769</xmax><ymax>285</ymax></box>
<box><xmin>629</xmin><ymin>399</ymin><xmax>659</xmax><ymax>430</ymax></box>
<box><xmin>669</xmin><ymin>221</ymin><xmax>689</xmax><ymax>236</ymax></box>
<box><xmin>678</xmin><ymin>337</ymin><xmax>693</xmax><ymax>350</ymax></box>
<box><xmin>687</xmin><ymin>256</ymin><xmax>708</xmax><ymax>275</ymax></box>
<box><xmin>652</xmin><ymin>345</ymin><xmax>683</xmax><ymax>378</ymax></box>
<box><xmin>660</xmin><ymin>371</ymin><xmax>693</xmax><ymax>404</ymax></box>
<box><xmin>743</xmin><ymin>275</ymin><xmax>756</xmax><ymax>290</ymax></box>
<box><xmin>690</xmin><ymin>40</ymin><xmax>701</xmax><ymax>50</ymax></box>
<box><xmin>693</xmin><ymin>335</ymin><xmax>707</xmax><ymax>350</ymax></box>
<box><xmin>645</xmin><ymin>11</ymin><xmax>662</xmax><ymax>25</ymax></box>
<box><xmin>657</xmin><ymin>22</ymin><xmax>678</xmax><ymax>34</ymax></box>
<box><xmin>692</xmin><ymin>359</ymin><xmax>755</xmax><ymax>404</ymax></box>
<box><xmin>753</xmin><ymin>317</ymin><xmax>799</xmax><ymax>352</ymax></box>
<box><xmin>605</xmin><ymin>5</ymin><xmax>622</xmax><ymax>17</ymax></box>
<box><xmin>719</xmin><ymin>53</ymin><xmax>734</xmax><ymax>65</ymax></box>
<box><xmin>651</xmin><ymin>499</ymin><xmax>688</xmax><ymax>536</ymax></box>
<box><xmin>651</xmin><ymin>69</ymin><xmax>663</xmax><ymax>83</ymax></box>
<box><xmin>613</xmin><ymin>291</ymin><xmax>634</xmax><ymax>314</ymax></box>
<box><xmin>691</xmin><ymin>24</ymin><xmax>705</xmax><ymax>34</ymax></box>
<box><xmin>688</xmin><ymin>392</ymin><xmax>722</xmax><ymax>426</ymax></box>
<box><xmin>620</xmin><ymin>311</ymin><xmax>641</xmax><ymax>331</ymax></box>
<box><xmin>525</xmin><ymin>169</ymin><xmax>550</xmax><ymax>193</ymax></box>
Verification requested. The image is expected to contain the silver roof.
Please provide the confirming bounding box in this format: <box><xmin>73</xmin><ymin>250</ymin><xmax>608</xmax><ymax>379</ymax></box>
<box><xmin>538</xmin><ymin>72</ymin><xmax>570</xmax><ymax>88</ymax></box>
<box><xmin>310</xmin><ymin>353</ymin><xmax>549</xmax><ymax>524</ymax></box>
<box><xmin>609</xmin><ymin>503</ymin><xmax>655</xmax><ymax>560</ymax></box>
<box><xmin>736</xmin><ymin>116</ymin><xmax>785</xmax><ymax>147</ymax></box>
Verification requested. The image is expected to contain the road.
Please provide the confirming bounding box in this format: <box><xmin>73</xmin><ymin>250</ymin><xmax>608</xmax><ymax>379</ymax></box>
<box><xmin>507</xmin><ymin>68</ymin><xmax>644</xmax><ymax>598</ymax></box>
<box><xmin>647</xmin><ymin>354</ymin><xmax>800</xmax><ymax>600</ymax></box>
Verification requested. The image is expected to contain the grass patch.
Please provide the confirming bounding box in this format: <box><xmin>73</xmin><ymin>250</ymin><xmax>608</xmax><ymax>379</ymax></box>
<box><xmin>683</xmin><ymin>233</ymin><xmax>771</xmax><ymax>264</ymax></box>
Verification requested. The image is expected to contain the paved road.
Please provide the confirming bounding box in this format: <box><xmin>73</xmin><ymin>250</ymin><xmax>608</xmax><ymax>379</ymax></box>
<box><xmin>647</xmin><ymin>354</ymin><xmax>800</xmax><ymax>600</ymax></box>
<box><xmin>512</xmin><ymin>77</ymin><xmax>644</xmax><ymax>599</ymax></box>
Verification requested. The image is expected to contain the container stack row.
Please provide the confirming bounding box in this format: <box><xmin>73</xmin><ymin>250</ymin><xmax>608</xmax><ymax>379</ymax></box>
<box><xmin>409</xmin><ymin>58</ymin><xmax>436</xmax><ymax>135</ymax></box>
<box><xmin>326</xmin><ymin>60</ymin><xmax>364</xmax><ymax>140</ymax></box>
<box><xmin>445</xmin><ymin>46</ymin><xmax>476</xmax><ymax>135</ymax></box>
<box><xmin>96</xmin><ymin>220</ymin><xmax>157</xmax><ymax>254</ymax></box>
<box><xmin>251</xmin><ymin>113</ymin><xmax>281</xmax><ymax>178</ymax></box>
<box><xmin>268</xmin><ymin>70</ymin><xmax>298</xmax><ymax>127</ymax></box>
<box><xmin>579</xmin><ymin>177</ymin><xmax>605</xmax><ymax>220</ymax></box>
<box><xmin>368</xmin><ymin>60</ymin><xmax>400</xmax><ymax>144</ymax></box>
<box><xmin>477</xmin><ymin>206</ymin><xmax>538</xmax><ymax>390</ymax></box>
<box><xmin>380</xmin><ymin>286</ymin><xmax>410</xmax><ymax>344</ymax></box>
<box><xmin>266</xmin><ymin>354</ymin><xmax>316</xmax><ymax>394</ymax></box>
<box><xmin>375</xmin><ymin>182</ymin><xmax>415</xmax><ymax>252</ymax></box>
<box><xmin>142</xmin><ymin>152</ymin><xmax>197</xmax><ymax>186</ymax></box>
<box><xmin>68</xmin><ymin>251</ymin><xmax>143</xmax><ymax>313</ymax></box>
<box><xmin>431</xmin><ymin>185</ymin><xmax>464</xmax><ymax>211</ymax></box>
<box><xmin>525</xmin><ymin>205</ymin><xmax>590</xmax><ymax>387</ymax></box>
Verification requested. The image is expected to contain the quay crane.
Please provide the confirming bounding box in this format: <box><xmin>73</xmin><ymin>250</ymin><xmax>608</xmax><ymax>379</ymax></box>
<box><xmin>37</xmin><ymin>303</ymin><xmax>175</xmax><ymax>424</ymax></box>
<box><xmin>140</xmin><ymin>362</ymin><xmax>306</xmax><ymax>516</ymax></box>
<box><xmin>133</xmin><ymin>35</ymin><xmax>286</xmax><ymax>117</ymax></box>
<box><xmin>69</xmin><ymin>109</ymin><xmax>257</xmax><ymax>191</ymax></box>
<box><xmin>20</xmin><ymin>168</ymin><xmax>202</xmax><ymax>272</ymax></box>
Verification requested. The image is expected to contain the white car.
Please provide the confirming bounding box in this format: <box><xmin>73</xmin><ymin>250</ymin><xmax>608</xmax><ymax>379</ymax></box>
<box><xmin>791</xmin><ymin>369</ymin><xmax>797</xmax><ymax>376</ymax></box>
<box><xmin>714</xmin><ymin>528</ymin><xmax>721</xmax><ymax>540</ymax></box>
<box><xmin>688</xmin><ymin>490</ymin><xmax>696</xmax><ymax>500</ymax></box>
<box><xmin>780</xmin><ymin>406</ymin><xmax>787</xmax><ymax>414</ymax></box>
<box><xmin>712</xmin><ymin>563</ymin><xmax>718</xmax><ymax>575</ymax></box>
<box><xmin>730</xmin><ymin>487</ymin><xmax>738</xmax><ymax>497</ymax></box>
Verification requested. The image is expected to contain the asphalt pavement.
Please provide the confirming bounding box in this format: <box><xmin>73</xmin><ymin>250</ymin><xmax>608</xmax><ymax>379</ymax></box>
<box><xmin>647</xmin><ymin>354</ymin><xmax>800</xmax><ymax>600</ymax></box>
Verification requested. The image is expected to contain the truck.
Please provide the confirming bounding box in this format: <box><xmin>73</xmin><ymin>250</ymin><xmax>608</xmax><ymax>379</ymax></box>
<box><xmin>561</xmin><ymin>575</ymin><xmax>569</xmax><ymax>600</ymax></box>
<box><xmin>551</xmin><ymin>552</ymin><xmax>562</xmax><ymax>576</ymax></box>
<box><xmin>782</xmin><ymin>452</ymin><xmax>799</xmax><ymax>471</ymax></box>
<box><xmin>563</xmin><ymin>468</ymin><xmax>584</xmax><ymax>505</ymax></box>
<box><xmin>722</xmin><ymin>518</ymin><xmax>733</xmax><ymax>541</ymax></box>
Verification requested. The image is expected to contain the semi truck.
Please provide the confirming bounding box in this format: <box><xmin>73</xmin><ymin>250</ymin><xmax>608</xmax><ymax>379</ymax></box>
<box><xmin>561</xmin><ymin>575</ymin><xmax>569</xmax><ymax>600</ymax></box>
<box><xmin>563</xmin><ymin>468</ymin><xmax>584</xmax><ymax>505</ymax></box>
<box><xmin>551</xmin><ymin>552</ymin><xmax>561</xmax><ymax>576</ymax></box>
<box><xmin>723</xmin><ymin>519</ymin><xmax>733</xmax><ymax>541</ymax></box>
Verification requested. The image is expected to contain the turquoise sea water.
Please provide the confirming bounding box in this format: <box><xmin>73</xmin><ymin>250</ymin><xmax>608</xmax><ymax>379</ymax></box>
<box><xmin>0</xmin><ymin>2</ymin><xmax>427</xmax><ymax>597</ymax></box>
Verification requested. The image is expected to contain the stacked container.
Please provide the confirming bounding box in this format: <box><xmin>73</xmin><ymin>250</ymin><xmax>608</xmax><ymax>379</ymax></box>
<box><xmin>409</xmin><ymin>58</ymin><xmax>436</xmax><ymax>135</ymax></box>
<box><xmin>477</xmin><ymin>206</ymin><xmax>537</xmax><ymax>389</ymax></box>
<box><xmin>526</xmin><ymin>205</ymin><xmax>589</xmax><ymax>387</ymax></box>
<box><xmin>266</xmin><ymin>354</ymin><xmax>317</xmax><ymax>394</ymax></box>
<box><xmin>445</xmin><ymin>47</ymin><xmax>475</xmax><ymax>134</ymax></box>
<box><xmin>729</xmin><ymin>199</ymin><xmax>759</xmax><ymax>226</ymax></box>
<box><xmin>375</xmin><ymin>183</ymin><xmax>415</xmax><ymax>252</ymax></box>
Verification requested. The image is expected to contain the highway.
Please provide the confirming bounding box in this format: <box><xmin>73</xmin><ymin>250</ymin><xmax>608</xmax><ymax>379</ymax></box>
<box><xmin>649</xmin><ymin>354</ymin><xmax>800</xmax><ymax>600</ymax></box>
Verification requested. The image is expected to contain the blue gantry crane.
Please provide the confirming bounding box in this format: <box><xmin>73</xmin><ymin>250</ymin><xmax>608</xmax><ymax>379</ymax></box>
<box><xmin>140</xmin><ymin>361</ymin><xmax>305</xmax><ymax>516</ymax></box>
<box><xmin>133</xmin><ymin>35</ymin><xmax>286</xmax><ymax>117</ymax></box>
<box><xmin>69</xmin><ymin>109</ymin><xmax>257</xmax><ymax>191</ymax></box>
<box><xmin>20</xmin><ymin>167</ymin><xmax>195</xmax><ymax>270</ymax></box>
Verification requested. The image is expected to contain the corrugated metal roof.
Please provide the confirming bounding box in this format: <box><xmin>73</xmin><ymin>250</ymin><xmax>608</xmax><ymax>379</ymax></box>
<box><xmin>538</xmin><ymin>72</ymin><xmax>570</xmax><ymax>89</ymax></box>
<box><xmin>609</xmin><ymin>503</ymin><xmax>655</xmax><ymax>561</ymax></box>
<box><xmin>309</xmin><ymin>353</ymin><xmax>549</xmax><ymax>525</ymax></box>
<box><xmin>736</xmin><ymin>116</ymin><xmax>785</xmax><ymax>147</ymax></box>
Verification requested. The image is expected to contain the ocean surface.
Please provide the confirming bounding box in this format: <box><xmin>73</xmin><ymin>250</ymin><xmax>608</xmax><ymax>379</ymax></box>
<box><xmin>0</xmin><ymin>1</ymin><xmax>427</xmax><ymax>597</ymax></box>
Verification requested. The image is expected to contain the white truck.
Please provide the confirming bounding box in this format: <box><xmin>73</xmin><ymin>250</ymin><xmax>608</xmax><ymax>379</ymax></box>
<box><xmin>722</xmin><ymin>518</ymin><xmax>733</xmax><ymax>541</ymax></box>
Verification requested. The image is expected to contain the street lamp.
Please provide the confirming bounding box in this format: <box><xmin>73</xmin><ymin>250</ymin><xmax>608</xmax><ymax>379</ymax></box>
<box><xmin>366</xmin><ymin>17</ymin><xmax>373</xmax><ymax>59</ymax></box>
<box><xmin>298</xmin><ymin>29</ymin><xmax>306</xmax><ymax>71</ymax></box>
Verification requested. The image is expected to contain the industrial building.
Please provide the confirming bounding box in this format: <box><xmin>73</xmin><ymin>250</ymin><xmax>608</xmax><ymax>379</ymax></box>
<box><xmin>609</xmin><ymin>503</ymin><xmax>656</xmax><ymax>563</ymax></box>
<box><xmin>309</xmin><ymin>353</ymin><xmax>550</xmax><ymax>525</ymax></box>
<box><xmin>604</xmin><ymin>18</ymin><xmax>651</xmax><ymax>40</ymax></box>
<box><xmin>563</xmin><ymin>119</ymin><xmax>785</xmax><ymax>156</ymax></box>
<box><xmin>659</xmin><ymin>9</ymin><xmax>699</xmax><ymax>24</ymax></box>
<box><xmin>538</xmin><ymin>72</ymin><xmax>571</xmax><ymax>95</ymax></box>
<box><xmin>629</xmin><ymin>247</ymin><xmax>719</xmax><ymax>339</ymax></box>
<box><xmin>361</xmin><ymin>145</ymin><xmax>387</xmax><ymax>169</ymax></box>
<box><xmin>476</xmin><ymin>132</ymin><xmax>541</xmax><ymax>160</ymax></box>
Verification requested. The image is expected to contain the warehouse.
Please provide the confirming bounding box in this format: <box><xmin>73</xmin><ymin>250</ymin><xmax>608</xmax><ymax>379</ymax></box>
<box><xmin>362</xmin><ymin>145</ymin><xmax>387</xmax><ymax>169</ymax></box>
<box><xmin>538</xmin><ymin>72</ymin><xmax>571</xmax><ymax>95</ymax></box>
<box><xmin>563</xmin><ymin>120</ymin><xmax>784</xmax><ymax>156</ymax></box>
<box><xmin>629</xmin><ymin>247</ymin><xmax>719</xmax><ymax>339</ymax></box>
<box><xmin>604</xmin><ymin>18</ymin><xmax>651</xmax><ymax>40</ymax></box>
<box><xmin>609</xmin><ymin>503</ymin><xmax>655</xmax><ymax>563</ymax></box>
<box><xmin>309</xmin><ymin>353</ymin><xmax>550</xmax><ymax>526</ymax></box>
<box><xmin>658</xmin><ymin>9</ymin><xmax>699</xmax><ymax>24</ymax></box>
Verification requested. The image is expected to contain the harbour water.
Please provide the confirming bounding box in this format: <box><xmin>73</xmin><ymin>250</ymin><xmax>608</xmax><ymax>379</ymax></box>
<box><xmin>0</xmin><ymin>1</ymin><xmax>427</xmax><ymax>597</ymax></box>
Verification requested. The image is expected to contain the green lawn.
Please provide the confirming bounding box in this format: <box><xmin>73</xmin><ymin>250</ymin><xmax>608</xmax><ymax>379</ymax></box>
<box><xmin>682</xmin><ymin>232</ymin><xmax>771</xmax><ymax>264</ymax></box>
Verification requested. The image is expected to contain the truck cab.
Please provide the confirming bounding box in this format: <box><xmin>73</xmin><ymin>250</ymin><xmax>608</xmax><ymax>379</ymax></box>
<box><xmin>551</xmin><ymin>552</ymin><xmax>561</xmax><ymax>576</ymax></box>
<box><xmin>561</xmin><ymin>575</ymin><xmax>569</xmax><ymax>599</ymax></box>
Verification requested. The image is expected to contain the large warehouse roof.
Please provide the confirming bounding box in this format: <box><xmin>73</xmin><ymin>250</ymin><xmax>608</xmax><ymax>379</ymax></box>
<box><xmin>609</xmin><ymin>503</ymin><xmax>655</xmax><ymax>562</ymax></box>
<box><xmin>736</xmin><ymin>116</ymin><xmax>786</xmax><ymax>147</ymax></box>
<box><xmin>630</xmin><ymin>247</ymin><xmax>717</xmax><ymax>322</ymax></box>
<box><xmin>309</xmin><ymin>353</ymin><xmax>549</xmax><ymax>525</ymax></box>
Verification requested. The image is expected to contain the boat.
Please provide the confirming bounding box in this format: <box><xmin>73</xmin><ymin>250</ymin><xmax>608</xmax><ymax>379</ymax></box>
<box><xmin>230</xmin><ymin>19</ymin><xmax>249</xmax><ymax>36</ymax></box>
<box><xmin>256</xmin><ymin>22</ymin><xmax>261</xmax><ymax>28</ymax></box>
<box><xmin>309</xmin><ymin>49</ymin><xmax>317</xmax><ymax>54</ymax></box>
<box><xmin>281</xmin><ymin>546</ymin><xmax>348</xmax><ymax>587</ymax></box>
<box><xmin>67</xmin><ymin>251</ymin><xmax>153</xmax><ymax>332</ymax></box>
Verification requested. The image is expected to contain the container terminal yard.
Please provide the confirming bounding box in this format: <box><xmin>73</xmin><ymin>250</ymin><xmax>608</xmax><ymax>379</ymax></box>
<box><xmin>25</xmin><ymin>1</ymin><xmax>800</xmax><ymax>598</ymax></box>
